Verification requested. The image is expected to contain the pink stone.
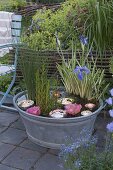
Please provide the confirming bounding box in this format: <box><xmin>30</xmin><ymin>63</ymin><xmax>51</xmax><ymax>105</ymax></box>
<box><xmin>65</xmin><ymin>103</ymin><xmax>82</xmax><ymax>115</ymax></box>
<box><xmin>26</xmin><ymin>106</ymin><xmax>41</xmax><ymax>116</ymax></box>
<box><xmin>85</xmin><ymin>103</ymin><xmax>96</xmax><ymax>109</ymax></box>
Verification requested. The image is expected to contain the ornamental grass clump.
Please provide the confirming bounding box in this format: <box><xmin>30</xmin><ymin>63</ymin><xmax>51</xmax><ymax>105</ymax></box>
<box><xmin>35</xmin><ymin>66</ymin><xmax>56</xmax><ymax>116</ymax></box>
<box><xmin>57</xmin><ymin>35</ymin><xmax>109</xmax><ymax>101</ymax></box>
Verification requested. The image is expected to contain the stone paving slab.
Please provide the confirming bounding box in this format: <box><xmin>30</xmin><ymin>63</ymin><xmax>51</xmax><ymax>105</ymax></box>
<box><xmin>11</xmin><ymin>118</ymin><xmax>25</xmax><ymax>131</ymax></box>
<box><xmin>0</xmin><ymin>164</ymin><xmax>19</xmax><ymax>170</ymax></box>
<box><xmin>0</xmin><ymin>128</ymin><xmax>27</xmax><ymax>145</ymax></box>
<box><xmin>34</xmin><ymin>153</ymin><xmax>64</xmax><ymax>170</ymax></box>
<box><xmin>2</xmin><ymin>147</ymin><xmax>42</xmax><ymax>170</ymax></box>
<box><xmin>0</xmin><ymin>142</ymin><xmax>15</xmax><ymax>162</ymax></box>
<box><xmin>20</xmin><ymin>138</ymin><xmax>48</xmax><ymax>154</ymax></box>
<box><xmin>0</xmin><ymin>125</ymin><xmax>7</xmax><ymax>133</ymax></box>
<box><xmin>0</xmin><ymin>112</ymin><xmax>19</xmax><ymax>127</ymax></box>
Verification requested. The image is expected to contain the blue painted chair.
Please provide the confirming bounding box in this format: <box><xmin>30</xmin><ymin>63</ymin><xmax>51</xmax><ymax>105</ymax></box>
<box><xmin>0</xmin><ymin>12</ymin><xmax>22</xmax><ymax>111</ymax></box>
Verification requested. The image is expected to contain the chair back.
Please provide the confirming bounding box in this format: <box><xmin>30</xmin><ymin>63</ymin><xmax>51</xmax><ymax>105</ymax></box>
<box><xmin>11</xmin><ymin>14</ymin><xmax>22</xmax><ymax>43</ymax></box>
<box><xmin>0</xmin><ymin>11</ymin><xmax>22</xmax><ymax>45</ymax></box>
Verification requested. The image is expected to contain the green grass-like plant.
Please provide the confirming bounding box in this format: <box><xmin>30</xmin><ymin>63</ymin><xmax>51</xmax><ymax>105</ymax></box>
<box><xmin>35</xmin><ymin>66</ymin><xmax>56</xmax><ymax>115</ymax></box>
<box><xmin>85</xmin><ymin>0</ymin><xmax>113</xmax><ymax>53</ymax></box>
<box><xmin>57</xmin><ymin>41</ymin><xmax>109</xmax><ymax>100</ymax></box>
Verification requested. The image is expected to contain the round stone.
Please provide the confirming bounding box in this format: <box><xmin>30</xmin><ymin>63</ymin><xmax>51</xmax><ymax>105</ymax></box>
<box><xmin>81</xmin><ymin>110</ymin><xmax>92</xmax><ymax>116</ymax></box>
<box><xmin>49</xmin><ymin>109</ymin><xmax>67</xmax><ymax>118</ymax></box>
<box><xmin>85</xmin><ymin>103</ymin><xmax>96</xmax><ymax>110</ymax></box>
<box><xmin>57</xmin><ymin>98</ymin><xmax>74</xmax><ymax>105</ymax></box>
<box><xmin>17</xmin><ymin>100</ymin><xmax>34</xmax><ymax>110</ymax></box>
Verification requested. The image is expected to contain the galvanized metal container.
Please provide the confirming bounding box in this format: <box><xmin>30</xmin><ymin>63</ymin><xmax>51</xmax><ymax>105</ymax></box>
<box><xmin>13</xmin><ymin>91</ymin><xmax>104</xmax><ymax>149</ymax></box>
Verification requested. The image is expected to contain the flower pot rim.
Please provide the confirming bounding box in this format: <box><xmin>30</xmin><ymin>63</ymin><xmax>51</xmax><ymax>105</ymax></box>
<box><xmin>13</xmin><ymin>91</ymin><xmax>104</xmax><ymax>123</ymax></box>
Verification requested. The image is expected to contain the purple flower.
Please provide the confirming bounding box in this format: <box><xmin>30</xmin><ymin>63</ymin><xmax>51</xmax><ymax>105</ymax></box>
<box><xmin>78</xmin><ymin>72</ymin><xmax>83</xmax><ymax>80</ymax></box>
<box><xmin>106</xmin><ymin>97</ymin><xmax>113</xmax><ymax>105</ymax></box>
<box><xmin>107</xmin><ymin>122</ymin><xmax>113</xmax><ymax>132</ymax></box>
<box><xmin>79</xmin><ymin>35</ymin><xmax>88</xmax><ymax>45</ymax></box>
<box><xmin>81</xmin><ymin>66</ymin><xmax>90</xmax><ymax>74</ymax></box>
<box><xmin>109</xmin><ymin>109</ymin><xmax>113</xmax><ymax>117</ymax></box>
<box><xmin>110</xmin><ymin>88</ymin><xmax>113</xmax><ymax>96</ymax></box>
<box><xmin>74</xmin><ymin>66</ymin><xmax>90</xmax><ymax>80</ymax></box>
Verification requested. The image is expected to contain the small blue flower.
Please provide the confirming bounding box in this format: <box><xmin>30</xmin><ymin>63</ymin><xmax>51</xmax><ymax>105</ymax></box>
<box><xmin>109</xmin><ymin>109</ymin><xmax>113</xmax><ymax>118</ymax></box>
<box><xmin>107</xmin><ymin>122</ymin><xmax>113</xmax><ymax>132</ymax></box>
<box><xmin>110</xmin><ymin>89</ymin><xmax>113</xmax><ymax>96</ymax></box>
<box><xmin>106</xmin><ymin>97</ymin><xmax>113</xmax><ymax>105</ymax></box>
<box><xmin>79</xmin><ymin>35</ymin><xmax>88</xmax><ymax>45</ymax></box>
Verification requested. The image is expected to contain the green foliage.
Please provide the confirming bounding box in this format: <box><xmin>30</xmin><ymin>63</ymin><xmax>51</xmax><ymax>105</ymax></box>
<box><xmin>35</xmin><ymin>66</ymin><xmax>56</xmax><ymax>115</ymax></box>
<box><xmin>0</xmin><ymin>0</ymin><xmax>26</xmax><ymax>11</ymax></box>
<box><xmin>57</xmin><ymin>43</ymin><xmax>108</xmax><ymax>100</ymax></box>
<box><xmin>23</xmin><ymin>0</ymin><xmax>81</xmax><ymax>50</ymax></box>
<box><xmin>110</xmin><ymin>57</ymin><xmax>113</xmax><ymax>74</ymax></box>
<box><xmin>19</xmin><ymin>51</ymin><xmax>57</xmax><ymax>115</ymax></box>
<box><xmin>60</xmin><ymin>133</ymin><xmax>113</xmax><ymax>170</ymax></box>
<box><xmin>23</xmin><ymin>0</ymin><xmax>113</xmax><ymax>53</ymax></box>
<box><xmin>85</xmin><ymin>0</ymin><xmax>113</xmax><ymax>53</ymax></box>
<box><xmin>0</xmin><ymin>75</ymin><xmax>11</xmax><ymax>92</ymax></box>
<box><xmin>19</xmin><ymin>54</ymin><xmax>38</xmax><ymax>101</ymax></box>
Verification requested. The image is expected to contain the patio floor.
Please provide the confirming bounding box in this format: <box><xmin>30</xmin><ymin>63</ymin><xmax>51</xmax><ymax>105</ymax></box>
<box><xmin>0</xmin><ymin>109</ymin><xmax>111</xmax><ymax>170</ymax></box>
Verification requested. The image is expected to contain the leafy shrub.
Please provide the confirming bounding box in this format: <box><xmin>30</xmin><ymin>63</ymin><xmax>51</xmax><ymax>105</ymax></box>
<box><xmin>23</xmin><ymin>0</ymin><xmax>85</xmax><ymax>50</ymax></box>
<box><xmin>23</xmin><ymin>0</ymin><xmax>113</xmax><ymax>52</ymax></box>
<box><xmin>0</xmin><ymin>0</ymin><xmax>26</xmax><ymax>11</ymax></box>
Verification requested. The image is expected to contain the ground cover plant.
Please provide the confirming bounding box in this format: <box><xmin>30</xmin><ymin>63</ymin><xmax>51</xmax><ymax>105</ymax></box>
<box><xmin>60</xmin><ymin>129</ymin><xmax>113</xmax><ymax>170</ymax></box>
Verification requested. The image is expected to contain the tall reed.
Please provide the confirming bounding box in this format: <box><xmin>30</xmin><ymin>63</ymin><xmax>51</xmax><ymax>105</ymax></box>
<box><xmin>85</xmin><ymin>0</ymin><xmax>113</xmax><ymax>53</ymax></box>
<box><xmin>35</xmin><ymin>65</ymin><xmax>56</xmax><ymax>115</ymax></box>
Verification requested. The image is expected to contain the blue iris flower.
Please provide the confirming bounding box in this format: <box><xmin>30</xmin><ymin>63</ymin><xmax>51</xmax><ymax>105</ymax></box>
<box><xmin>74</xmin><ymin>66</ymin><xmax>90</xmax><ymax>80</ymax></box>
<box><xmin>79</xmin><ymin>35</ymin><xmax>88</xmax><ymax>45</ymax></box>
